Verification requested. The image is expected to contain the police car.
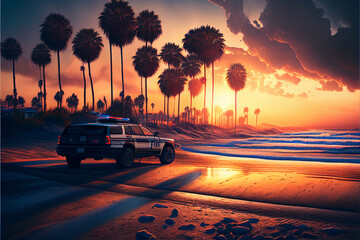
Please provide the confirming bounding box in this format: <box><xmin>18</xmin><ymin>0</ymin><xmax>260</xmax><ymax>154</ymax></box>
<box><xmin>56</xmin><ymin>115</ymin><xmax>176</xmax><ymax>168</ymax></box>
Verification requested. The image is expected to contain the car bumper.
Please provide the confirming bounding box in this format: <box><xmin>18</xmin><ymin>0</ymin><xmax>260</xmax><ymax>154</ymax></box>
<box><xmin>57</xmin><ymin>145</ymin><xmax>123</xmax><ymax>159</ymax></box>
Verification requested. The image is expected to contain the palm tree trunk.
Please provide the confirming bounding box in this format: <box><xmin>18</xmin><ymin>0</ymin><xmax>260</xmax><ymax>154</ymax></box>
<box><xmin>190</xmin><ymin>95</ymin><xmax>192</xmax><ymax>123</ymax></box>
<box><xmin>87</xmin><ymin>62</ymin><xmax>95</xmax><ymax>111</ymax></box>
<box><xmin>173</xmin><ymin>96</ymin><xmax>175</xmax><ymax>118</ymax></box>
<box><xmin>38</xmin><ymin>66</ymin><xmax>43</xmax><ymax>111</ymax></box>
<box><xmin>203</xmin><ymin>63</ymin><xmax>206</xmax><ymax>109</ymax></box>
<box><xmin>235</xmin><ymin>91</ymin><xmax>237</xmax><ymax>133</ymax></box>
<box><xmin>120</xmin><ymin>46</ymin><xmax>125</xmax><ymax>117</ymax></box>
<box><xmin>82</xmin><ymin>67</ymin><xmax>86</xmax><ymax>111</ymax></box>
<box><xmin>57</xmin><ymin>50</ymin><xmax>62</xmax><ymax>108</ymax></box>
<box><xmin>178</xmin><ymin>93</ymin><xmax>181</xmax><ymax>123</ymax></box>
<box><xmin>141</xmin><ymin>77</ymin><xmax>143</xmax><ymax>96</ymax></box>
<box><xmin>211</xmin><ymin>62</ymin><xmax>214</xmax><ymax>125</ymax></box>
<box><xmin>12</xmin><ymin>59</ymin><xmax>17</xmax><ymax>108</ymax></box>
<box><xmin>109</xmin><ymin>41</ymin><xmax>113</xmax><ymax>105</ymax></box>
<box><xmin>167</xmin><ymin>96</ymin><xmax>170</xmax><ymax>126</ymax></box>
<box><xmin>42</xmin><ymin>65</ymin><xmax>47</xmax><ymax>112</ymax></box>
<box><xmin>145</xmin><ymin>77</ymin><xmax>148</xmax><ymax>124</ymax></box>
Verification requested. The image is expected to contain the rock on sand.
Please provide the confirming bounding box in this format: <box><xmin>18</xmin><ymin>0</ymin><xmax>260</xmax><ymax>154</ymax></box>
<box><xmin>178</xmin><ymin>224</ymin><xmax>196</xmax><ymax>231</ymax></box>
<box><xmin>138</xmin><ymin>215</ymin><xmax>155</xmax><ymax>223</ymax></box>
<box><xmin>136</xmin><ymin>230</ymin><xmax>156</xmax><ymax>240</ymax></box>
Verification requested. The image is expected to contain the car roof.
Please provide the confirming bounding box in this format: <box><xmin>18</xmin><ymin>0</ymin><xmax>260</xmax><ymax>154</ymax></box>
<box><xmin>71</xmin><ymin>122</ymin><xmax>139</xmax><ymax>127</ymax></box>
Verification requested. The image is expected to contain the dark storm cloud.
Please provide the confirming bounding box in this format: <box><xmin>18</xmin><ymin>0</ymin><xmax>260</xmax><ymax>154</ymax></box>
<box><xmin>209</xmin><ymin>0</ymin><xmax>359</xmax><ymax>91</ymax></box>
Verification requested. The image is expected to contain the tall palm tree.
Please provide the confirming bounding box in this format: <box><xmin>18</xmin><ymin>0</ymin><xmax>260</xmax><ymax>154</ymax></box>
<box><xmin>38</xmin><ymin>80</ymin><xmax>43</xmax><ymax>110</ymax></box>
<box><xmin>72</xmin><ymin>28</ymin><xmax>104</xmax><ymax>111</ymax></box>
<box><xmin>31</xmin><ymin>43</ymin><xmax>51</xmax><ymax>111</ymax></box>
<box><xmin>182</xmin><ymin>26</ymin><xmax>225</xmax><ymax>124</ymax></box>
<box><xmin>188</xmin><ymin>78</ymin><xmax>203</xmax><ymax>122</ymax></box>
<box><xmin>99</xmin><ymin>0</ymin><xmax>136</xmax><ymax>106</ymax></box>
<box><xmin>1</xmin><ymin>37</ymin><xmax>22</xmax><ymax>104</ymax></box>
<box><xmin>99</xmin><ymin>0</ymin><xmax>136</xmax><ymax>115</ymax></box>
<box><xmin>225</xmin><ymin>110</ymin><xmax>233</xmax><ymax>128</ymax></box>
<box><xmin>136</xmin><ymin>10</ymin><xmax>162</xmax><ymax>47</ymax></box>
<box><xmin>214</xmin><ymin>105</ymin><xmax>222</xmax><ymax>126</ymax></box>
<box><xmin>80</xmin><ymin>66</ymin><xmax>87</xmax><ymax>111</ymax></box>
<box><xmin>254</xmin><ymin>108</ymin><xmax>261</xmax><ymax>126</ymax></box>
<box><xmin>226</xmin><ymin>63</ymin><xmax>247</xmax><ymax>132</ymax></box>
<box><xmin>158</xmin><ymin>68</ymin><xmax>185</xmax><ymax>126</ymax></box>
<box><xmin>40</xmin><ymin>13</ymin><xmax>73</xmax><ymax>108</ymax></box>
<box><xmin>132</xmin><ymin>46</ymin><xmax>159</xmax><ymax>123</ymax></box>
<box><xmin>244</xmin><ymin>107</ymin><xmax>249</xmax><ymax>125</ymax></box>
<box><xmin>136</xmin><ymin>10</ymin><xmax>162</xmax><ymax>97</ymax></box>
<box><xmin>160</xmin><ymin>43</ymin><xmax>183</xmax><ymax>68</ymax></box>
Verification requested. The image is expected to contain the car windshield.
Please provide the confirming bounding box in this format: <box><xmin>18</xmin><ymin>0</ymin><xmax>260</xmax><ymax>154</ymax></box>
<box><xmin>129</xmin><ymin>126</ymin><xmax>143</xmax><ymax>135</ymax></box>
<box><xmin>140</xmin><ymin>126</ymin><xmax>153</xmax><ymax>136</ymax></box>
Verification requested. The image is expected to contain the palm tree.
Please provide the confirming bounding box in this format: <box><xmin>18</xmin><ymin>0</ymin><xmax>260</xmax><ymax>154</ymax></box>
<box><xmin>151</xmin><ymin>102</ymin><xmax>155</xmax><ymax>112</ymax></box>
<box><xmin>66</xmin><ymin>93</ymin><xmax>79</xmax><ymax>113</ymax></box>
<box><xmin>214</xmin><ymin>105</ymin><xmax>222</xmax><ymax>126</ymax></box>
<box><xmin>72</xmin><ymin>28</ymin><xmax>104</xmax><ymax>111</ymax></box>
<box><xmin>80</xmin><ymin>66</ymin><xmax>87</xmax><ymax>111</ymax></box>
<box><xmin>1</xmin><ymin>37</ymin><xmax>22</xmax><ymax>104</ymax></box>
<box><xmin>18</xmin><ymin>96</ymin><xmax>25</xmax><ymax>108</ymax></box>
<box><xmin>160</xmin><ymin>43</ymin><xmax>183</xmax><ymax>68</ymax></box>
<box><xmin>100</xmin><ymin>0</ymin><xmax>136</xmax><ymax>115</ymax></box>
<box><xmin>54</xmin><ymin>91</ymin><xmax>61</xmax><ymax>108</ymax></box>
<box><xmin>255</xmin><ymin>108</ymin><xmax>261</xmax><ymax>126</ymax></box>
<box><xmin>158</xmin><ymin>68</ymin><xmax>186</xmax><ymax>126</ymax></box>
<box><xmin>31</xmin><ymin>97</ymin><xmax>42</xmax><ymax>110</ymax></box>
<box><xmin>97</xmin><ymin>99</ymin><xmax>105</xmax><ymax>113</ymax></box>
<box><xmin>225</xmin><ymin>110</ymin><xmax>233</xmax><ymax>128</ymax></box>
<box><xmin>38</xmin><ymin>80</ymin><xmax>43</xmax><ymax>110</ymax></box>
<box><xmin>188</xmin><ymin>78</ymin><xmax>203</xmax><ymax>122</ymax></box>
<box><xmin>132</xmin><ymin>46</ymin><xmax>159</xmax><ymax>123</ymax></box>
<box><xmin>40</xmin><ymin>13</ymin><xmax>73</xmax><ymax>108</ymax></box>
<box><xmin>183</xmin><ymin>26</ymin><xmax>225</xmax><ymax>124</ymax></box>
<box><xmin>31</xmin><ymin>43</ymin><xmax>51</xmax><ymax>111</ymax></box>
<box><xmin>136</xmin><ymin>10</ymin><xmax>162</xmax><ymax>95</ymax></box>
<box><xmin>244</xmin><ymin>107</ymin><xmax>249</xmax><ymax>125</ymax></box>
<box><xmin>226</xmin><ymin>63</ymin><xmax>247</xmax><ymax>132</ymax></box>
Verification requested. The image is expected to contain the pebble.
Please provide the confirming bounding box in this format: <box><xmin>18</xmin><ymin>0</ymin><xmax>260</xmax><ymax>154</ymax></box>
<box><xmin>248</xmin><ymin>218</ymin><xmax>260</xmax><ymax>223</ymax></box>
<box><xmin>321</xmin><ymin>227</ymin><xmax>346</xmax><ymax>236</ymax></box>
<box><xmin>302</xmin><ymin>232</ymin><xmax>318</xmax><ymax>239</ymax></box>
<box><xmin>165</xmin><ymin>218</ymin><xmax>175</xmax><ymax>226</ymax></box>
<box><xmin>162</xmin><ymin>224</ymin><xmax>168</xmax><ymax>229</ymax></box>
<box><xmin>213</xmin><ymin>222</ymin><xmax>224</xmax><ymax>228</ymax></box>
<box><xmin>221</xmin><ymin>217</ymin><xmax>237</xmax><ymax>224</ymax></box>
<box><xmin>278</xmin><ymin>223</ymin><xmax>296</xmax><ymax>230</ymax></box>
<box><xmin>238</xmin><ymin>221</ymin><xmax>253</xmax><ymax>230</ymax></box>
<box><xmin>170</xmin><ymin>208</ymin><xmax>179</xmax><ymax>218</ymax></box>
<box><xmin>138</xmin><ymin>215</ymin><xmax>155</xmax><ymax>223</ymax></box>
<box><xmin>178</xmin><ymin>224</ymin><xmax>196</xmax><ymax>231</ymax></box>
<box><xmin>232</xmin><ymin>226</ymin><xmax>251</xmax><ymax>235</ymax></box>
<box><xmin>204</xmin><ymin>227</ymin><xmax>217</xmax><ymax>234</ymax></box>
<box><xmin>200</xmin><ymin>222</ymin><xmax>209</xmax><ymax>227</ymax></box>
<box><xmin>136</xmin><ymin>230</ymin><xmax>156</xmax><ymax>240</ymax></box>
<box><xmin>152</xmin><ymin>203</ymin><xmax>168</xmax><ymax>208</ymax></box>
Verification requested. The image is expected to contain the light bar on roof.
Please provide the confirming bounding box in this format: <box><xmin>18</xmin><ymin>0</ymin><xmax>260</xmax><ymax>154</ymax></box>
<box><xmin>97</xmin><ymin>115</ymin><xmax>130</xmax><ymax>123</ymax></box>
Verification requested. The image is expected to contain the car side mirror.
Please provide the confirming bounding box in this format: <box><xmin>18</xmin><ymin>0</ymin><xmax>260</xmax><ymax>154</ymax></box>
<box><xmin>154</xmin><ymin>131</ymin><xmax>159</xmax><ymax>136</ymax></box>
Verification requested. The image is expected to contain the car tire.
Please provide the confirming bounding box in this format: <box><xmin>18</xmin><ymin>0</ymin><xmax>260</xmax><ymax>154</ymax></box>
<box><xmin>66</xmin><ymin>156</ymin><xmax>81</xmax><ymax>168</ymax></box>
<box><xmin>159</xmin><ymin>146</ymin><xmax>175</xmax><ymax>164</ymax></box>
<box><xmin>116</xmin><ymin>148</ymin><xmax>134</xmax><ymax>168</ymax></box>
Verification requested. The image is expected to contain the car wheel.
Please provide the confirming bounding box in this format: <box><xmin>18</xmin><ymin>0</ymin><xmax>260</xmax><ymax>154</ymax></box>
<box><xmin>116</xmin><ymin>148</ymin><xmax>134</xmax><ymax>168</ymax></box>
<box><xmin>66</xmin><ymin>156</ymin><xmax>81</xmax><ymax>168</ymax></box>
<box><xmin>159</xmin><ymin>146</ymin><xmax>175</xmax><ymax>164</ymax></box>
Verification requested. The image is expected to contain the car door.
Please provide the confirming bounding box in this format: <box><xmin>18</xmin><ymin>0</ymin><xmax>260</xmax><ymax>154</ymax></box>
<box><xmin>140</xmin><ymin>126</ymin><xmax>161</xmax><ymax>155</ymax></box>
<box><xmin>128</xmin><ymin>125</ymin><xmax>149</xmax><ymax>157</ymax></box>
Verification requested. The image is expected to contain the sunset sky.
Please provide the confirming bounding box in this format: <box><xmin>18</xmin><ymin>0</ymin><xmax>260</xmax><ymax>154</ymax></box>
<box><xmin>1</xmin><ymin>0</ymin><xmax>359</xmax><ymax>129</ymax></box>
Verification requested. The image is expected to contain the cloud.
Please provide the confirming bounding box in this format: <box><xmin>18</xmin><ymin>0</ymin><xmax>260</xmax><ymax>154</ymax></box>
<box><xmin>298</xmin><ymin>92</ymin><xmax>308</xmax><ymax>98</ymax></box>
<box><xmin>318</xmin><ymin>80</ymin><xmax>343</xmax><ymax>91</ymax></box>
<box><xmin>274</xmin><ymin>73</ymin><xmax>301</xmax><ymax>85</ymax></box>
<box><xmin>258</xmin><ymin>79</ymin><xmax>294</xmax><ymax>98</ymax></box>
<box><xmin>209</xmin><ymin>0</ymin><xmax>359</xmax><ymax>91</ymax></box>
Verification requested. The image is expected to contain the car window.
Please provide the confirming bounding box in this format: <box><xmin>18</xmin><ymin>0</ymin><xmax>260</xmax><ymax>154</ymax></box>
<box><xmin>129</xmin><ymin>126</ymin><xmax>144</xmax><ymax>135</ymax></box>
<box><xmin>140</xmin><ymin>126</ymin><xmax>153</xmax><ymax>136</ymax></box>
<box><xmin>124</xmin><ymin>126</ymin><xmax>131</xmax><ymax>135</ymax></box>
<box><xmin>110</xmin><ymin>126</ymin><xmax>123</xmax><ymax>134</ymax></box>
<box><xmin>64</xmin><ymin>126</ymin><xmax>106</xmax><ymax>135</ymax></box>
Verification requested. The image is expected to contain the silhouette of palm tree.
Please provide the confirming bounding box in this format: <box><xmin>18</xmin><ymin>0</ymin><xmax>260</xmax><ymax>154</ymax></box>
<box><xmin>54</xmin><ymin>92</ymin><xmax>62</xmax><ymax>108</ymax></box>
<box><xmin>1</xmin><ymin>37</ymin><xmax>22</xmax><ymax>104</ymax></box>
<box><xmin>188</xmin><ymin>78</ymin><xmax>203</xmax><ymax>123</ymax></box>
<box><xmin>244</xmin><ymin>107</ymin><xmax>249</xmax><ymax>125</ymax></box>
<box><xmin>38</xmin><ymin>80</ymin><xmax>43</xmax><ymax>110</ymax></box>
<box><xmin>183</xmin><ymin>26</ymin><xmax>225</xmax><ymax>124</ymax></box>
<box><xmin>226</xmin><ymin>63</ymin><xmax>247</xmax><ymax>132</ymax></box>
<box><xmin>31</xmin><ymin>43</ymin><xmax>51</xmax><ymax>111</ymax></box>
<box><xmin>80</xmin><ymin>66</ymin><xmax>87</xmax><ymax>111</ymax></box>
<box><xmin>132</xmin><ymin>46</ymin><xmax>159</xmax><ymax>123</ymax></box>
<box><xmin>225</xmin><ymin>109</ymin><xmax>233</xmax><ymax>128</ymax></box>
<box><xmin>254</xmin><ymin>108</ymin><xmax>261</xmax><ymax>126</ymax></box>
<box><xmin>72</xmin><ymin>28</ymin><xmax>104</xmax><ymax>111</ymax></box>
<box><xmin>40</xmin><ymin>13</ymin><xmax>73</xmax><ymax>108</ymax></box>
<box><xmin>97</xmin><ymin>99</ymin><xmax>105</xmax><ymax>113</ymax></box>
<box><xmin>214</xmin><ymin>105</ymin><xmax>222</xmax><ymax>126</ymax></box>
<box><xmin>160</xmin><ymin>43</ymin><xmax>183</xmax><ymax>68</ymax></box>
<box><xmin>31</xmin><ymin>97</ymin><xmax>42</xmax><ymax>110</ymax></box>
<box><xmin>158</xmin><ymin>68</ymin><xmax>186</xmax><ymax>126</ymax></box>
<box><xmin>18</xmin><ymin>96</ymin><xmax>25</xmax><ymax>108</ymax></box>
<box><xmin>151</xmin><ymin>102</ymin><xmax>155</xmax><ymax>112</ymax></box>
<box><xmin>99</xmin><ymin>0</ymin><xmax>136</xmax><ymax>115</ymax></box>
<box><xmin>136</xmin><ymin>10</ymin><xmax>162</xmax><ymax>96</ymax></box>
<box><xmin>66</xmin><ymin>93</ymin><xmax>79</xmax><ymax>113</ymax></box>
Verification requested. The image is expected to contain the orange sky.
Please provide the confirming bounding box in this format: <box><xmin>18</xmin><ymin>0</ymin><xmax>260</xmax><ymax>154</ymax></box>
<box><xmin>1</xmin><ymin>0</ymin><xmax>359</xmax><ymax>129</ymax></box>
